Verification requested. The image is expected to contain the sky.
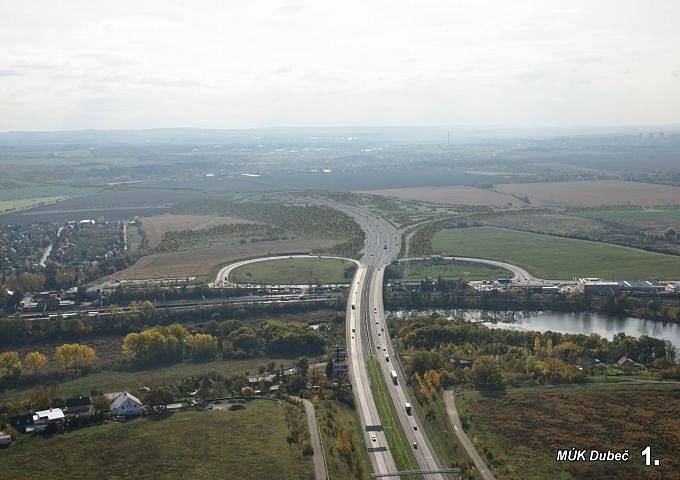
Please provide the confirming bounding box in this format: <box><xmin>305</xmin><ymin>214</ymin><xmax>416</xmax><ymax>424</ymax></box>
<box><xmin>1</xmin><ymin>0</ymin><xmax>679</xmax><ymax>131</ymax></box>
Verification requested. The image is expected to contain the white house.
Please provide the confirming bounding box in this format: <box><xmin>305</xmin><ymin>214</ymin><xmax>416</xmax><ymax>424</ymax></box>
<box><xmin>109</xmin><ymin>392</ymin><xmax>143</xmax><ymax>417</ymax></box>
<box><xmin>32</xmin><ymin>408</ymin><xmax>65</xmax><ymax>432</ymax></box>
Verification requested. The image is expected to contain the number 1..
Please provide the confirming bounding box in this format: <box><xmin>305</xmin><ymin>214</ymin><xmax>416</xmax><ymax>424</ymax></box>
<box><xmin>642</xmin><ymin>446</ymin><xmax>651</xmax><ymax>466</ymax></box>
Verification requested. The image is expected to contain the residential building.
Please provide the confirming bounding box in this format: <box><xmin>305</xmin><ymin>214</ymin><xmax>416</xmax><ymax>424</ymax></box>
<box><xmin>109</xmin><ymin>392</ymin><xmax>143</xmax><ymax>416</ymax></box>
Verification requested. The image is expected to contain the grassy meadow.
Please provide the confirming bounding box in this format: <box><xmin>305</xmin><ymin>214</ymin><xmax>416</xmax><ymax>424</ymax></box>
<box><xmin>400</xmin><ymin>259</ymin><xmax>510</xmax><ymax>281</ymax></box>
<box><xmin>0</xmin><ymin>401</ymin><xmax>314</xmax><ymax>480</ymax></box>
<box><xmin>432</xmin><ymin>227</ymin><xmax>680</xmax><ymax>279</ymax></box>
<box><xmin>230</xmin><ymin>257</ymin><xmax>356</xmax><ymax>285</ymax></box>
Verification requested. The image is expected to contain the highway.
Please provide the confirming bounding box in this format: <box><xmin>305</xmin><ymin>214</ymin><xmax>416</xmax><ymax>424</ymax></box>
<box><xmin>333</xmin><ymin>201</ymin><xmax>447</xmax><ymax>479</ymax></box>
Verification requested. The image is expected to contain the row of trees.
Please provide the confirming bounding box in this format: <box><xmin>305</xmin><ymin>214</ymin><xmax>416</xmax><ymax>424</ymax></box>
<box><xmin>0</xmin><ymin>344</ymin><xmax>96</xmax><ymax>386</ymax></box>
<box><xmin>0</xmin><ymin>298</ymin><xmax>339</xmax><ymax>349</ymax></box>
<box><xmin>122</xmin><ymin>324</ymin><xmax>219</xmax><ymax>364</ymax></box>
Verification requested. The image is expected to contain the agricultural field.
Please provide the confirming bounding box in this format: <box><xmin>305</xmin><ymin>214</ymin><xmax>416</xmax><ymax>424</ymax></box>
<box><xmin>431</xmin><ymin>227</ymin><xmax>680</xmax><ymax>279</ymax></box>
<box><xmin>108</xmin><ymin>237</ymin><xmax>339</xmax><ymax>281</ymax></box>
<box><xmin>575</xmin><ymin>207</ymin><xmax>680</xmax><ymax>223</ymax></box>
<box><xmin>396</xmin><ymin>259</ymin><xmax>511</xmax><ymax>282</ymax></box>
<box><xmin>0</xmin><ymin>196</ymin><xmax>68</xmax><ymax>214</ymax></box>
<box><xmin>485</xmin><ymin>209</ymin><xmax>680</xmax><ymax>255</ymax></box>
<box><xmin>229</xmin><ymin>257</ymin><xmax>356</xmax><ymax>285</ymax></box>
<box><xmin>0</xmin><ymin>402</ymin><xmax>314</xmax><ymax>480</ymax></box>
<box><xmin>359</xmin><ymin>186</ymin><xmax>522</xmax><ymax>206</ymax></box>
<box><xmin>140</xmin><ymin>213</ymin><xmax>258</xmax><ymax>247</ymax></box>
<box><xmin>457</xmin><ymin>383</ymin><xmax>680</xmax><ymax>480</ymax></box>
<box><xmin>493</xmin><ymin>180</ymin><xmax>680</xmax><ymax>207</ymax></box>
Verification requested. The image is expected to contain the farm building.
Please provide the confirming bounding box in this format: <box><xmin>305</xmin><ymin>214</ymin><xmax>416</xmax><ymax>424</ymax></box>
<box><xmin>65</xmin><ymin>396</ymin><xmax>92</xmax><ymax>414</ymax></box>
<box><xmin>109</xmin><ymin>392</ymin><xmax>143</xmax><ymax>417</ymax></box>
<box><xmin>9</xmin><ymin>413</ymin><xmax>34</xmax><ymax>433</ymax></box>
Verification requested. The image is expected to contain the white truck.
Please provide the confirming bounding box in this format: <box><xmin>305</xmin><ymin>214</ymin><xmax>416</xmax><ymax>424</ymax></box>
<box><xmin>391</xmin><ymin>370</ymin><xmax>398</xmax><ymax>384</ymax></box>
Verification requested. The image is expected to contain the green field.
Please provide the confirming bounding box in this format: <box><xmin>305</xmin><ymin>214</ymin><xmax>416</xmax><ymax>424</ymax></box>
<box><xmin>400</xmin><ymin>260</ymin><xmax>510</xmax><ymax>281</ymax></box>
<box><xmin>366</xmin><ymin>357</ymin><xmax>419</xmax><ymax>476</ymax></box>
<box><xmin>230</xmin><ymin>257</ymin><xmax>356</xmax><ymax>285</ymax></box>
<box><xmin>457</xmin><ymin>383</ymin><xmax>680</xmax><ymax>480</ymax></box>
<box><xmin>0</xmin><ymin>402</ymin><xmax>314</xmax><ymax>480</ymax></box>
<box><xmin>3</xmin><ymin>358</ymin><xmax>283</xmax><ymax>403</ymax></box>
<box><xmin>432</xmin><ymin>227</ymin><xmax>680</xmax><ymax>279</ymax></box>
<box><xmin>575</xmin><ymin>207</ymin><xmax>680</xmax><ymax>222</ymax></box>
<box><xmin>0</xmin><ymin>196</ymin><xmax>66</xmax><ymax>213</ymax></box>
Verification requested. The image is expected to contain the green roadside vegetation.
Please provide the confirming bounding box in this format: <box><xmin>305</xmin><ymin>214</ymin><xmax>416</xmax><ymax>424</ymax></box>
<box><xmin>230</xmin><ymin>257</ymin><xmax>357</xmax><ymax>285</ymax></box>
<box><xmin>315</xmin><ymin>398</ymin><xmax>372</xmax><ymax>480</ymax></box>
<box><xmin>0</xmin><ymin>401</ymin><xmax>315</xmax><ymax>480</ymax></box>
<box><xmin>456</xmin><ymin>383</ymin><xmax>680</xmax><ymax>480</ymax></box>
<box><xmin>366</xmin><ymin>357</ymin><xmax>419</xmax><ymax>477</ymax></box>
<box><xmin>397</xmin><ymin>259</ymin><xmax>510</xmax><ymax>282</ymax></box>
<box><xmin>432</xmin><ymin>226</ymin><xmax>680</xmax><ymax>279</ymax></box>
<box><xmin>125</xmin><ymin>223</ymin><xmax>145</xmax><ymax>252</ymax></box>
<box><xmin>404</xmin><ymin>384</ymin><xmax>480</xmax><ymax>479</ymax></box>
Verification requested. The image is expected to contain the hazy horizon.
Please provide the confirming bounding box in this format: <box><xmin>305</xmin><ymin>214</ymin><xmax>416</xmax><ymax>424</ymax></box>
<box><xmin>2</xmin><ymin>0</ymin><xmax>679</xmax><ymax>131</ymax></box>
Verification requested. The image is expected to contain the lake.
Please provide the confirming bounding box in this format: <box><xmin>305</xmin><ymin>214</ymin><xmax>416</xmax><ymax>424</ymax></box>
<box><xmin>390</xmin><ymin>309</ymin><xmax>680</xmax><ymax>351</ymax></box>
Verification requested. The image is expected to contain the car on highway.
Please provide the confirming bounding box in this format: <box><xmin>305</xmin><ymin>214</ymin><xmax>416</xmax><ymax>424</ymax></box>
<box><xmin>413</xmin><ymin>442</ymin><xmax>418</xmax><ymax>449</ymax></box>
<box><xmin>371</xmin><ymin>434</ymin><xmax>377</xmax><ymax>443</ymax></box>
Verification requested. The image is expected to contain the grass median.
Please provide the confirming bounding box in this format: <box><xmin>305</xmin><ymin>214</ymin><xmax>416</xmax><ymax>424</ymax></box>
<box><xmin>366</xmin><ymin>356</ymin><xmax>419</xmax><ymax>478</ymax></box>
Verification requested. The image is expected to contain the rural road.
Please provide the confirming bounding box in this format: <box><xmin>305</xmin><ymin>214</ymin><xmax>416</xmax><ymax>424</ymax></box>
<box><xmin>302</xmin><ymin>398</ymin><xmax>328</xmax><ymax>480</ymax></box>
<box><xmin>443</xmin><ymin>390</ymin><xmax>496</xmax><ymax>480</ymax></box>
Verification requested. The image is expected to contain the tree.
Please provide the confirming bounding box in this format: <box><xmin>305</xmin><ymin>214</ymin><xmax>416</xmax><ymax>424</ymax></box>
<box><xmin>0</xmin><ymin>351</ymin><xmax>22</xmax><ymax>382</ymax></box>
<box><xmin>54</xmin><ymin>344</ymin><xmax>96</xmax><ymax>372</ymax></box>
<box><xmin>186</xmin><ymin>333</ymin><xmax>219</xmax><ymax>361</ymax></box>
<box><xmin>468</xmin><ymin>356</ymin><xmax>503</xmax><ymax>388</ymax></box>
<box><xmin>145</xmin><ymin>386</ymin><xmax>175</xmax><ymax>407</ymax></box>
<box><xmin>664</xmin><ymin>228</ymin><xmax>676</xmax><ymax>242</ymax></box>
<box><xmin>286</xmin><ymin>374</ymin><xmax>306</xmax><ymax>394</ymax></box>
<box><xmin>296</xmin><ymin>357</ymin><xmax>309</xmax><ymax>377</ymax></box>
<box><xmin>24</xmin><ymin>351</ymin><xmax>48</xmax><ymax>376</ymax></box>
<box><xmin>122</xmin><ymin>325</ymin><xmax>185</xmax><ymax>365</ymax></box>
<box><xmin>29</xmin><ymin>387</ymin><xmax>56</xmax><ymax>411</ymax></box>
<box><xmin>92</xmin><ymin>395</ymin><xmax>111</xmax><ymax>413</ymax></box>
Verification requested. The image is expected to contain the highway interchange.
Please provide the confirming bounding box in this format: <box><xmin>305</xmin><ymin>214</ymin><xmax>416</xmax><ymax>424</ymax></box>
<box><xmin>217</xmin><ymin>201</ymin><xmax>458</xmax><ymax>478</ymax></box>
